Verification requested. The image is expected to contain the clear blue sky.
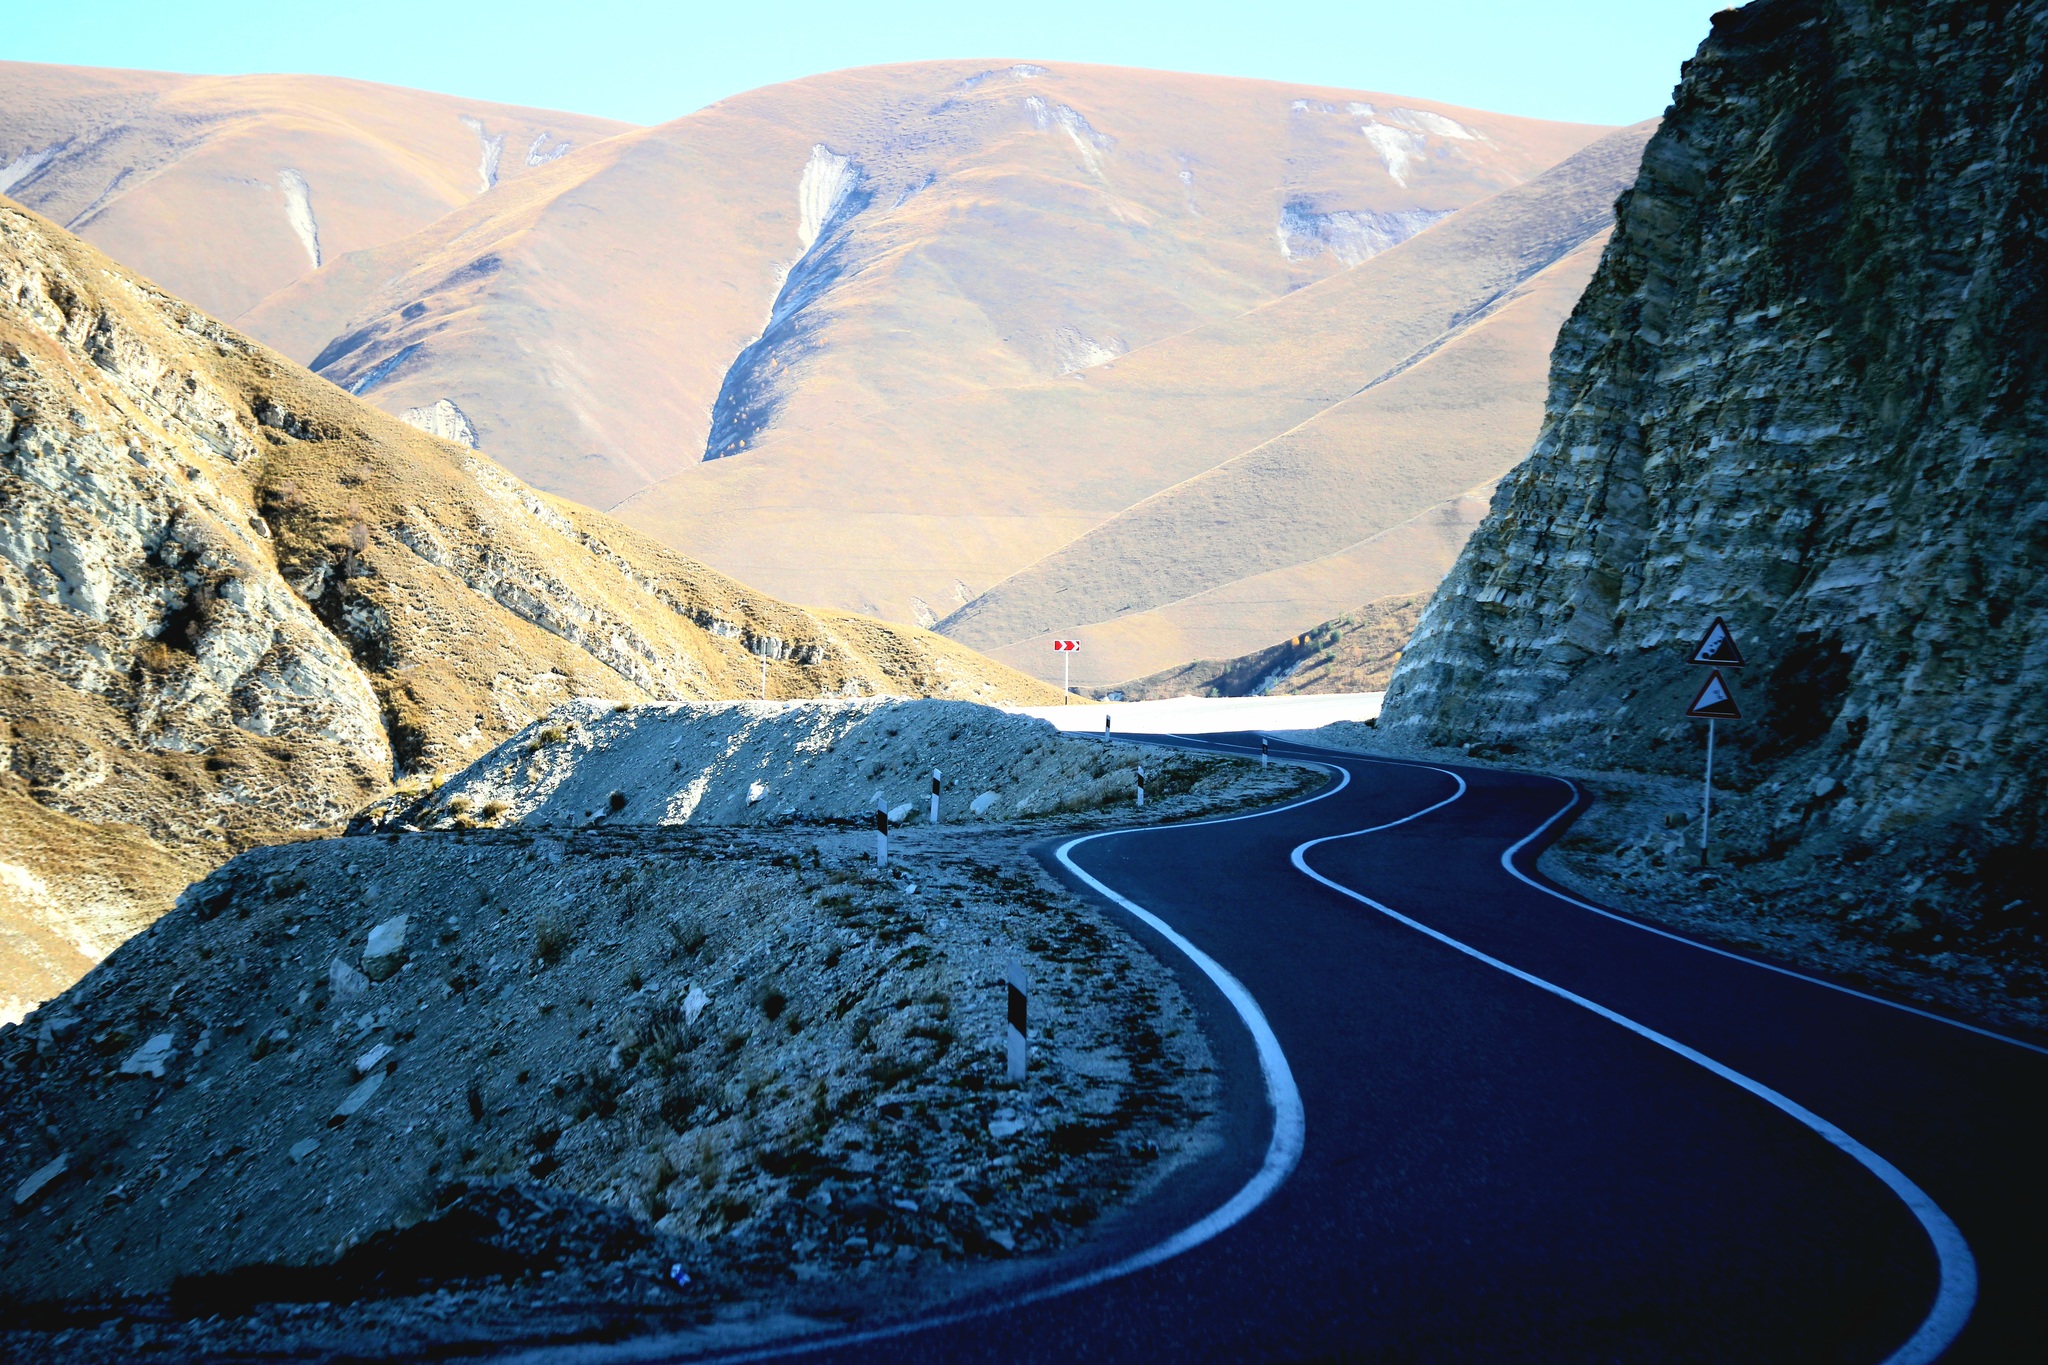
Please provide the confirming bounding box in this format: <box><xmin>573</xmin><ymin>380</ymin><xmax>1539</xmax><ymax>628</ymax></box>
<box><xmin>5</xmin><ymin>1</ymin><xmax>1720</xmax><ymax>127</ymax></box>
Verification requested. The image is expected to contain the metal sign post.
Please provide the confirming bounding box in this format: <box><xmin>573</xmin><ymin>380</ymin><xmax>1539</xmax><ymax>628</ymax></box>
<box><xmin>1684</xmin><ymin>619</ymin><xmax>1747</xmax><ymax>867</ymax></box>
<box><xmin>1051</xmin><ymin>639</ymin><xmax>1079</xmax><ymax>702</ymax></box>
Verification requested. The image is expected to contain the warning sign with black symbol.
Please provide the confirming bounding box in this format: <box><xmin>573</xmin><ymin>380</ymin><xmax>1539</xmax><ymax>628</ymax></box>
<box><xmin>1686</xmin><ymin>669</ymin><xmax>1743</xmax><ymax>720</ymax></box>
<box><xmin>1690</xmin><ymin>617</ymin><xmax>1745</xmax><ymax>668</ymax></box>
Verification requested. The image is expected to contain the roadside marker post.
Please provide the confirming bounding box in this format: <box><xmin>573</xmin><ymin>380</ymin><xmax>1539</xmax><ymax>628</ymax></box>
<box><xmin>1261</xmin><ymin>736</ymin><xmax>1270</xmax><ymax>767</ymax></box>
<box><xmin>1051</xmin><ymin>639</ymin><xmax>1079</xmax><ymax>702</ymax></box>
<box><xmin>1136</xmin><ymin>765</ymin><xmax>1147</xmax><ymax>808</ymax></box>
<box><xmin>1104</xmin><ymin>713</ymin><xmax>1111</xmax><ymax>741</ymax></box>
<box><xmin>930</xmin><ymin>768</ymin><xmax>942</xmax><ymax>825</ymax></box>
<box><xmin>1006</xmin><ymin>964</ymin><xmax>1029</xmax><ymax>1082</ymax></box>
<box><xmin>873</xmin><ymin>804</ymin><xmax>890</xmax><ymax>869</ymax></box>
<box><xmin>1685</xmin><ymin>618</ymin><xmax>1746</xmax><ymax>867</ymax></box>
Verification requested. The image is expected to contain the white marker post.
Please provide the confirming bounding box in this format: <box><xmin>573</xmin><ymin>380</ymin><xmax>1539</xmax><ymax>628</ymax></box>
<box><xmin>873</xmin><ymin>804</ymin><xmax>890</xmax><ymax>869</ymax></box>
<box><xmin>1006</xmin><ymin>963</ymin><xmax>1029</xmax><ymax>1082</ymax></box>
<box><xmin>1051</xmin><ymin>638</ymin><xmax>1079</xmax><ymax>703</ymax></box>
<box><xmin>1260</xmin><ymin>736</ymin><xmax>1269</xmax><ymax>767</ymax></box>
<box><xmin>1135</xmin><ymin>765</ymin><xmax>1146</xmax><ymax>808</ymax></box>
<box><xmin>1685</xmin><ymin>618</ymin><xmax>1748</xmax><ymax>868</ymax></box>
<box><xmin>930</xmin><ymin>768</ymin><xmax>942</xmax><ymax>825</ymax></box>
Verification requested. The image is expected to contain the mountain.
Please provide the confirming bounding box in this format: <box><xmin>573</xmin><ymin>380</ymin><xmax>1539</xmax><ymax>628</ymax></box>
<box><xmin>1097</xmin><ymin>592</ymin><xmax>1427</xmax><ymax>701</ymax></box>
<box><xmin>0</xmin><ymin>62</ymin><xmax>631</xmax><ymax>323</ymax></box>
<box><xmin>0</xmin><ymin>199</ymin><xmax>1055</xmax><ymax>1025</ymax></box>
<box><xmin>4</xmin><ymin>60</ymin><xmax>1640</xmax><ymax>686</ymax></box>
<box><xmin>1380</xmin><ymin>0</ymin><xmax>2046</xmax><ymax>978</ymax></box>
<box><xmin>228</xmin><ymin>62</ymin><xmax>1612</xmax><ymax>506</ymax></box>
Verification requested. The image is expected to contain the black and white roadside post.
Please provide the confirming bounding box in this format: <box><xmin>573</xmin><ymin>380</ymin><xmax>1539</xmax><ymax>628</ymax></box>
<box><xmin>1103</xmin><ymin>713</ymin><xmax>1111</xmax><ymax>742</ymax></box>
<box><xmin>930</xmin><ymin>768</ymin><xmax>942</xmax><ymax>825</ymax></box>
<box><xmin>1051</xmin><ymin>638</ymin><xmax>1079</xmax><ymax>703</ymax></box>
<box><xmin>873</xmin><ymin>804</ymin><xmax>890</xmax><ymax>869</ymax></box>
<box><xmin>1006</xmin><ymin>964</ymin><xmax>1030</xmax><ymax>1082</ymax></box>
<box><xmin>1685</xmin><ymin>618</ymin><xmax>1746</xmax><ymax>867</ymax></box>
<box><xmin>1261</xmin><ymin>736</ymin><xmax>1270</xmax><ymax>767</ymax></box>
<box><xmin>1135</xmin><ymin>765</ymin><xmax>1146</xmax><ymax>808</ymax></box>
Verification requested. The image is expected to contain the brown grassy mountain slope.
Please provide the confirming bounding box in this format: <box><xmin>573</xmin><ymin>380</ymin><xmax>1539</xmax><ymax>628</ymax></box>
<box><xmin>231</xmin><ymin>61</ymin><xmax>1615</xmax><ymax>514</ymax></box>
<box><xmin>0</xmin><ymin>200</ymin><xmax>1055</xmax><ymax>1024</ymax></box>
<box><xmin>627</xmin><ymin>122</ymin><xmax>1652</xmax><ymax>684</ymax></box>
<box><xmin>0</xmin><ymin>62</ymin><xmax>631</xmax><ymax>323</ymax></box>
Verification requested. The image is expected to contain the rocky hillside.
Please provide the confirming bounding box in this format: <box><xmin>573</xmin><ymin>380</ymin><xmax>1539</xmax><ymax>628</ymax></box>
<box><xmin>0</xmin><ymin>201</ymin><xmax>1056</xmax><ymax>1024</ymax></box>
<box><xmin>1381</xmin><ymin>0</ymin><xmax>2046</xmax><ymax>990</ymax></box>
<box><xmin>1098</xmin><ymin>592</ymin><xmax>1426</xmax><ymax>702</ymax></box>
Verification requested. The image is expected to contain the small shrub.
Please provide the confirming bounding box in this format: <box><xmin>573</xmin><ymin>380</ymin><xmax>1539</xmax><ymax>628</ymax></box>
<box><xmin>531</xmin><ymin>725</ymin><xmax>568</xmax><ymax>750</ymax></box>
<box><xmin>535</xmin><ymin>914</ymin><xmax>575</xmax><ymax>965</ymax></box>
<box><xmin>481</xmin><ymin>799</ymin><xmax>509</xmax><ymax>820</ymax></box>
<box><xmin>446</xmin><ymin>796</ymin><xmax>472</xmax><ymax>816</ymax></box>
<box><xmin>135</xmin><ymin>641</ymin><xmax>178</xmax><ymax>672</ymax></box>
<box><xmin>761</xmin><ymin>989</ymin><xmax>787</xmax><ymax>1021</ymax></box>
<box><xmin>608</xmin><ymin>790</ymin><xmax>627</xmax><ymax>813</ymax></box>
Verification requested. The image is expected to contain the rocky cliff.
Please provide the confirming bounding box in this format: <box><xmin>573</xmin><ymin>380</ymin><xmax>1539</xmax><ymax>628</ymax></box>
<box><xmin>0</xmin><ymin>201</ymin><xmax>1056</xmax><ymax>1023</ymax></box>
<box><xmin>1381</xmin><ymin>0</ymin><xmax>2046</xmax><ymax>982</ymax></box>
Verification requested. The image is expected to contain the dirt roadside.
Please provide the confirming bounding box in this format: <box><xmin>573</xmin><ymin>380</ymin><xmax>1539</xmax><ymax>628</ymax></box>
<box><xmin>0</xmin><ymin>719</ymin><xmax>1318</xmax><ymax>1360</ymax></box>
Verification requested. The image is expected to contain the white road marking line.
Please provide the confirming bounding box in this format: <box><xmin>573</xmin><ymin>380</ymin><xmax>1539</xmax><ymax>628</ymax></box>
<box><xmin>1288</xmin><ymin>759</ymin><xmax>1977</xmax><ymax>1365</ymax></box>
<box><xmin>1498</xmin><ymin>774</ymin><xmax>2048</xmax><ymax>1058</ymax></box>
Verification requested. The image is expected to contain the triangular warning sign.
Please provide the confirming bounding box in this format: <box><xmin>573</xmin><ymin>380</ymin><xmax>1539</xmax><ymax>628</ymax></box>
<box><xmin>1691</xmin><ymin>617</ymin><xmax>1745</xmax><ymax>667</ymax></box>
<box><xmin>1686</xmin><ymin>669</ymin><xmax>1743</xmax><ymax>720</ymax></box>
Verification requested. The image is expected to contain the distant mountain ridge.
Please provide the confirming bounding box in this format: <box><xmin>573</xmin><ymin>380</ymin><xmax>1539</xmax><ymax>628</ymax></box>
<box><xmin>1</xmin><ymin>58</ymin><xmax>1643</xmax><ymax>688</ymax></box>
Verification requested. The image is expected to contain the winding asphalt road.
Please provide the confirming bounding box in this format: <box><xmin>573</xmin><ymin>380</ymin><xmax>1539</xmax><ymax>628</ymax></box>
<box><xmin>704</xmin><ymin>734</ymin><xmax>2048</xmax><ymax>1363</ymax></box>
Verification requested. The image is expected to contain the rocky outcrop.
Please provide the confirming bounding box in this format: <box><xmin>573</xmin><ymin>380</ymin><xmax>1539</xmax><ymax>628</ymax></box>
<box><xmin>0</xmin><ymin>200</ymin><xmax>1057</xmax><ymax>1023</ymax></box>
<box><xmin>1382</xmin><ymin>0</ymin><xmax>2046</xmax><ymax>970</ymax></box>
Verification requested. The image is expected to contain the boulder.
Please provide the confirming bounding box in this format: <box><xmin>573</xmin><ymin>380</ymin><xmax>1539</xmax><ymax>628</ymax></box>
<box><xmin>119</xmin><ymin>1032</ymin><xmax>176</xmax><ymax>1078</ymax></box>
<box><xmin>329</xmin><ymin>956</ymin><xmax>370</xmax><ymax>999</ymax></box>
<box><xmin>362</xmin><ymin>914</ymin><xmax>409</xmax><ymax>981</ymax></box>
<box><xmin>13</xmin><ymin>1153</ymin><xmax>68</xmax><ymax>1207</ymax></box>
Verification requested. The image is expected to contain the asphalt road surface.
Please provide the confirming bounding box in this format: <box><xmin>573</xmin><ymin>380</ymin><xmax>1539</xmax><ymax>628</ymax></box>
<box><xmin>686</xmin><ymin>733</ymin><xmax>2048</xmax><ymax>1364</ymax></box>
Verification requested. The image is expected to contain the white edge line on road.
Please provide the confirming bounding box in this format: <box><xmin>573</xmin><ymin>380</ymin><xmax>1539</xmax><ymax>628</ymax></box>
<box><xmin>1288</xmin><ymin>759</ymin><xmax>1978</xmax><ymax>1365</ymax></box>
<box><xmin>521</xmin><ymin>751</ymin><xmax>1350</xmax><ymax>1364</ymax></box>
<box><xmin>1497</xmin><ymin>774</ymin><xmax>2048</xmax><ymax>1058</ymax></box>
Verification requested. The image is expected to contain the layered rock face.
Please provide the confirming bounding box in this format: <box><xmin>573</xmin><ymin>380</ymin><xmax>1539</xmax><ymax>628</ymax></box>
<box><xmin>1383</xmin><ymin>0</ymin><xmax>2046</xmax><ymax>953</ymax></box>
<box><xmin>0</xmin><ymin>201</ymin><xmax>1055</xmax><ymax>1023</ymax></box>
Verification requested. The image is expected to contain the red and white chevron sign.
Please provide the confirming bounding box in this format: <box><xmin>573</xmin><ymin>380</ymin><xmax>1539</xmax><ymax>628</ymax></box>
<box><xmin>1050</xmin><ymin>639</ymin><xmax>1080</xmax><ymax>651</ymax></box>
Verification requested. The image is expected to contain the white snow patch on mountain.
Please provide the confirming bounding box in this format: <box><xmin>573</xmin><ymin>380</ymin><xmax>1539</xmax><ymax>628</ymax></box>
<box><xmin>1292</xmin><ymin>99</ymin><xmax>1337</xmax><ymax>115</ymax></box>
<box><xmin>458</xmin><ymin>115</ymin><xmax>505</xmax><ymax>190</ymax></box>
<box><xmin>1052</xmin><ymin>324</ymin><xmax>1128</xmax><ymax>374</ymax></box>
<box><xmin>525</xmin><ymin>131</ymin><xmax>574</xmax><ymax>166</ymax></box>
<box><xmin>796</xmin><ymin>144</ymin><xmax>860</xmax><ymax>251</ymax></box>
<box><xmin>0</xmin><ymin>146</ymin><xmax>57</xmax><ymax>197</ymax></box>
<box><xmin>1024</xmin><ymin>96</ymin><xmax>1114</xmax><ymax>178</ymax></box>
<box><xmin>401</xmin><ymin>398</ymin><xmax>479</xmax><ymax>448</ymax></box>
<box><xmin>1275</xmin><ymin>201</ymin><xmax>1450</xmax><ymax>266</ymax></box>
<box><xmin>277</xmin><ymin>168</ymin><xmax>321</xmax><ymax>269</ymax></box>
<box><xmin>1379</xmin><ymin>106</ymin><xmax>1481</xmax><ymax>140</ymax></box>
<box><xmin>1360</xmin><ymin>124</ymin><xmax>1426</xmax><ymax>185</ymax></box>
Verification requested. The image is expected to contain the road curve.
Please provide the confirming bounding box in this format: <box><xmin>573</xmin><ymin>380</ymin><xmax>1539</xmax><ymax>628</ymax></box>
<box><xmin>671</xmin><ymin>734</ymin><xmax>2048</xmax><ymax>1363</ymax></box>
